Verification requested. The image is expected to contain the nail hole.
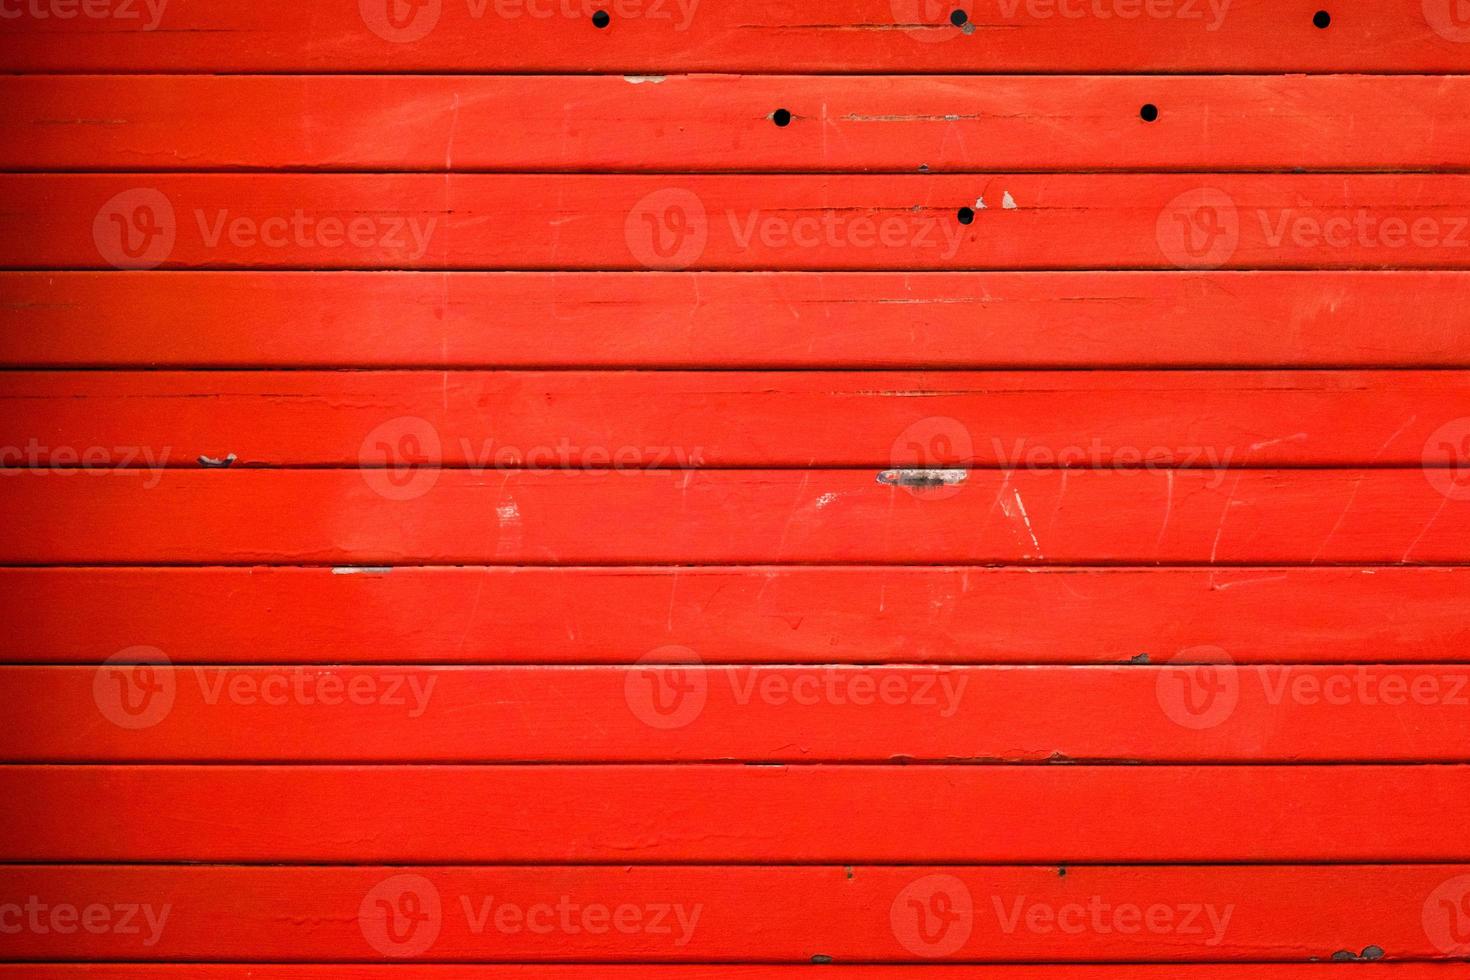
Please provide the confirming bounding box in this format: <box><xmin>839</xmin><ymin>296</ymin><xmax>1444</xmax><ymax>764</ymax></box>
<box><xmin>957</xmin><ymin>207</ymin><xmax>976</xmax><ymax>225</ymax></box>
<box><xmin>1140</xmin><ymin>103</ymin><xmax>1159</xmax><ymax>122</ymax></box>
<box><xmin>592</xmin><ymin>9</ymin><xmax>611</xmax><ymax>28</ymax></box>
<box><xmin>772</xmin><ymin>108</ymin><xmax>792</xmax><ymax>127</ymax></box>
<box><xmin>950</xmin><ymin>9</ymin><xmax>969</xmax><ymax>26</ymax></box>
<box><xmin>1313</xmin><ymin>9</ymin><xmax>1330</xmax><ymax>28</ymax></box>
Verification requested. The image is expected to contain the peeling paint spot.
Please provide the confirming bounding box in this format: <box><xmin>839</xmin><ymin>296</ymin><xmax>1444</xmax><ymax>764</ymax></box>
<box><xmin>332</xmin><ymin>566</ymin><xmax>393</xmax><ymax>575</ymax></box>
<box><xmin>974</xmin><ymin>195</ymin><xmax>987</xmax><ymax>209</ymax></box>
<box><xmin>1129</xmin><ymin>653</ymin><xmax>1152</xmax><ymax>664</ymax></box>
<box><xmin>1002</xmin><ymin>191</ymin><xmax>1018</xmax><ymax>209</ymax></box>
<box><xmin>815</xmin><ymin>492</ymin><xmax>839</xmax><ymax>509</ymax></box>
<box><xmin>623</xmin><ymin>75</ymin><xmax>666</xmax><ymax>84</ymax></box>
<box><xmin>199</xmin><ymin>453</ymin><xmax>237</xmax><ymax>468</ymax></box>
<box><xmin>811</xmin><ymin>955</ymin><xmax>834</xmax><ymax>964</ymax></box>
<box><xmin>877</xmin><ymin>468</ymin><xmax>968</xmax><ymax>488</ymax></box>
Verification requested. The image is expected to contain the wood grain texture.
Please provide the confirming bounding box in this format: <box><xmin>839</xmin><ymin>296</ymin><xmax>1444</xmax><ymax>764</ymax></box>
<box><xmin>13</xmin><ymin>664</ymin><xmax>1470</xmax><ymax>763</ymax></box>
<box><xmin>0</xmin><ymin>864</ymin><xmax>1462</xmax><ymax>961</ymax></box>
<box><xmin>17</xmin><ymin>174</ymin><xmax>1470</xmax><ymax>270</ymax></box>
<box><xmin>2</xmin><ymin>566</ymin><xmax>1467</xmax><ymax>666</ymax></box>
<box><xmin>1</xmin><ymin>766</ymin><xmax>1465</xmax><ymax>863</ymax></box>
<box><xmin>5</xmin><ymin>271</ymin><xmax>1469</xmax><ymax>369</ymax></box>
<box><xmin>5</xmin><ymin>370</ymin><xmax>1463</xmax><ymax>468</ymax></box>
<box><xmin>2</xmin><ymin>1</ymin><xmax>1468</xmax><ymax>73</ymax></box>
<box><xmin>7</xmin><ymin>74</ymin><xmax>1470</xmax><ymax>172</ymax></box>
<box><xmin>2</xmin><ymin>469</ymin><xmax>1466</xmax><ymax>565</ymax></box>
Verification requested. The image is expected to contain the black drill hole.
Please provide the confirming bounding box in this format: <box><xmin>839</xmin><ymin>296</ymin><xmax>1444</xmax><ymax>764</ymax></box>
<box><xmin>772</xmin><ymin>108</ymin><xmax>792</xmax><ymax>127</ymax></box>
<box><xmin>1313</xmin><ymin>10</ymin><xmax>1330</xmax><ymax>28</ymax></box>
<box><xmin>957</xmin><ymin>207</ymin><xmax>976</xmax><ymax>225</ymax></box>
<box><xmin>950</xmin><ymin>9</ymin><xmax>969</xmax><ymax>26</ymax></box>
<box><xmin>592</xmin><ymin>9</ymin><xmax>611</xmax><ymax>28</ymax></box>
<box><xmin>1140</xmin><ymin>103</ymin><xmax>1159</xmax><ymax>122</ymax></box>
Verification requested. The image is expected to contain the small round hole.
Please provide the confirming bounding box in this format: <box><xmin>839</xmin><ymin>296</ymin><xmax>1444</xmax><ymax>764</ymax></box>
<box><xmin>772</xmin><ymin>108</ymin><xmax>792</xmax><ymax>127</ymax></box>
<box><xmin>1313</xmin><ymin>9</ymin><xmax>1330</xmax><ymax>28</ymax></box>
<box><xmin>957</xmin><ymin>207</ymin><xmax>976</xmax><ymax>225</ymax></box>
<box><xmin>950</xmin><ymin>9</ymin><xmax>969</xmax><ymax>26</ymax></box>
<box><xmin>592</xmin><ymin>9</ymin><xmax>611</xmax><ymax>28</ymax></box>
<box><xmin>1140</xmin><ymin>103</ymin><xmax>1159</xmax><ymax>122</ymax></box>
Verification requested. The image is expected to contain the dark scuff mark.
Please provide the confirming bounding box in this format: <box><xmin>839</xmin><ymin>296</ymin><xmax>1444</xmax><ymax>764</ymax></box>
<box><xmin>199</xmin><ymin>453</ymin><xmax>237</xmax><ymax>468</ymax></box>
<box><xmin>877</xmin><ymin>468</ymin><xmax>968</xmax><ymax>488</ymax></box>
<box><xmin>1129</xmin><ymin>653</ymin><xmax>1151</xmax><ymax>664</ymax></box>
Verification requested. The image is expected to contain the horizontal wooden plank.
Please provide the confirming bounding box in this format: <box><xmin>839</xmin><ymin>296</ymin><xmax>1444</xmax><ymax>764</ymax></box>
<box><xmin>15</xmin><ymin>664</ymin><xmax>1470</xmax><ymax>763</ymax></box>
<box><xmin>5</xmin><ymin>271</ymin><xmax>1470</xmax><ymax>369</ymax></box>
<box><xmin>1</xmin><ymin>469</ymin><xmax>1466</xmax><ymax>565</ymax></box>
<box><xmin>1</xmin><ymin>766</ymin><xmax>1464</xmax><ymax>863</ymax></box>
<box><xmin>2</xmin><ymin>1</ymin><xmax>1468</xmax><ymax>73</ymax></box>
<box><xmin>0</xmin><ymin>864</ymin><xmax>1460</xmax><ymax>963</ymax></box>
<box><xmin>5</xmin><ymin>970</ymin><xmax>1463</xmax><ymax>980</ymax></box>
<box><xmin>0</xmin><ymin>864</ymin><xmax>1463</xmax><ymax>962</ymax></box>
<box><xmin>3</xmin><ymin>566</ymin><xmax>1468</xmax><ymax>666</ymax></box>
<box><xmin>5</xmin><ymin>370</ymin><xmax>1463</xmax><ymax>469</ymax></box>
<box><xmin>16</xmin><ymin>174</ymin><xmax>1470</xmax><ymax>271</ymax></box>
<box><xmin>7</xmin><ymin>74</ymin><xmax>1470</xmax><ymax>172</ymax></box>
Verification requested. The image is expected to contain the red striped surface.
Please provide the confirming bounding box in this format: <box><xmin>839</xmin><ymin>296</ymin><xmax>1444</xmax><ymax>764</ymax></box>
<box><xmin>5</xmin><ymin>271</ymin><xmax>1470</xmax><ymax>369</ymax></box>
<box><xmin>9</xmin><ymin>0</ymin><xmax>1470</xmax><ymax>972</ymax></box>
<box><xmin>2</xmin><ymin>0</ymin><xmax>1468</xmax><ymax>73</ymax></box>
<box><xmin>0</xmin><ymin>864</ymin><xmax>1459</xmax><ymax>962</ymax></box>
<box><xmin>7</xmin><ymin>74</ymin><xmax>1470</xmax><ymax>172</ymax></box>
<box><xmin>4</xmin><ymin>469</ymin><xmax>1468</xmax><ymax>565</ymax></box>
<box><xmin>2</xmin><ymin>566</ymin><xmax>1467</xmax><ymax>665</ymax></box>
<box><xmin>3</xmin><ymin>766</ymin><xmax>1467</xmax><ymax>863</ymax></box>
<box><xmin>12</xmin><ymin>664</ymin><xmax>1470</xmax><ymax>763</ymax></box>
<box><xmin>4</xmin><ymin>369</ymin><xmax>1462</xmax><ymax>468</ymax></box>
<box><xmin>15</xmin><ymin>173</ymin><xmax>1470</xmax><ymax>270</ymax></box>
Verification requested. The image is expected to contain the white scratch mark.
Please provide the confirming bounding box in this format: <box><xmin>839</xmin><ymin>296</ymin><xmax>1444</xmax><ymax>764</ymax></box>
<box><xmin>1249</xmin><ymin>432</ymin><xmax>1307</xmax><ymax>452</ymax></box>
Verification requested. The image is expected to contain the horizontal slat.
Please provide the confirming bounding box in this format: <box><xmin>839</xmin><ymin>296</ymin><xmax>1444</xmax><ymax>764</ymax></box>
<box><xmin>16</xmin><ymin>174</ymin><xmax>1470</xmax><ymax>270</ymax></box>
<box><xmin>1</xmin><ymin>766</ymin><xmax>1464</xmax><ymax>863</ymax></box>
<box><xmin>4</xmin><ymin>370</ymin><xmax>1461</xmax><ymax>468</ymax></box>
<box><xmin>2</xmin><ymin>1</ymin><xmax>1467</xmax><ymax>73</ymax></box>
<box><xmin>4</xmin><ymin>971</ymin><xmax>1463</xmax><ymax>980</ymax></box>
<box><xmin>0</xmin><ymin>865</ymin><xmax>1461</xmax><ymax>962</ymax></box>
<box><xmin>3</xmin><ymin>566</ymin><xmax>1468</xmax><ymax>665</ymax></box>
<box><xmin>7</xmin><ymin>74</ymin><xmax>1470</xmax><ymax>172</ymax></box>
<box><xmin>4</xmin><ymin>271</ymin><xmax>1470</xmax><ymax>369</ymax></box>
<box><xmin>0</xmin><ymin>865</ymin><xmax>1458</xmax><ymax>962</ymax></box>
<box><xmin>15</xmin><ymin>664</ymin><xmax>1470</xmax><ymax>762</ymax></box>
<box><xmin>1</xmin><ymin>469</ymin><xmax>1466</xmax><ymax>565</ymax></box>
